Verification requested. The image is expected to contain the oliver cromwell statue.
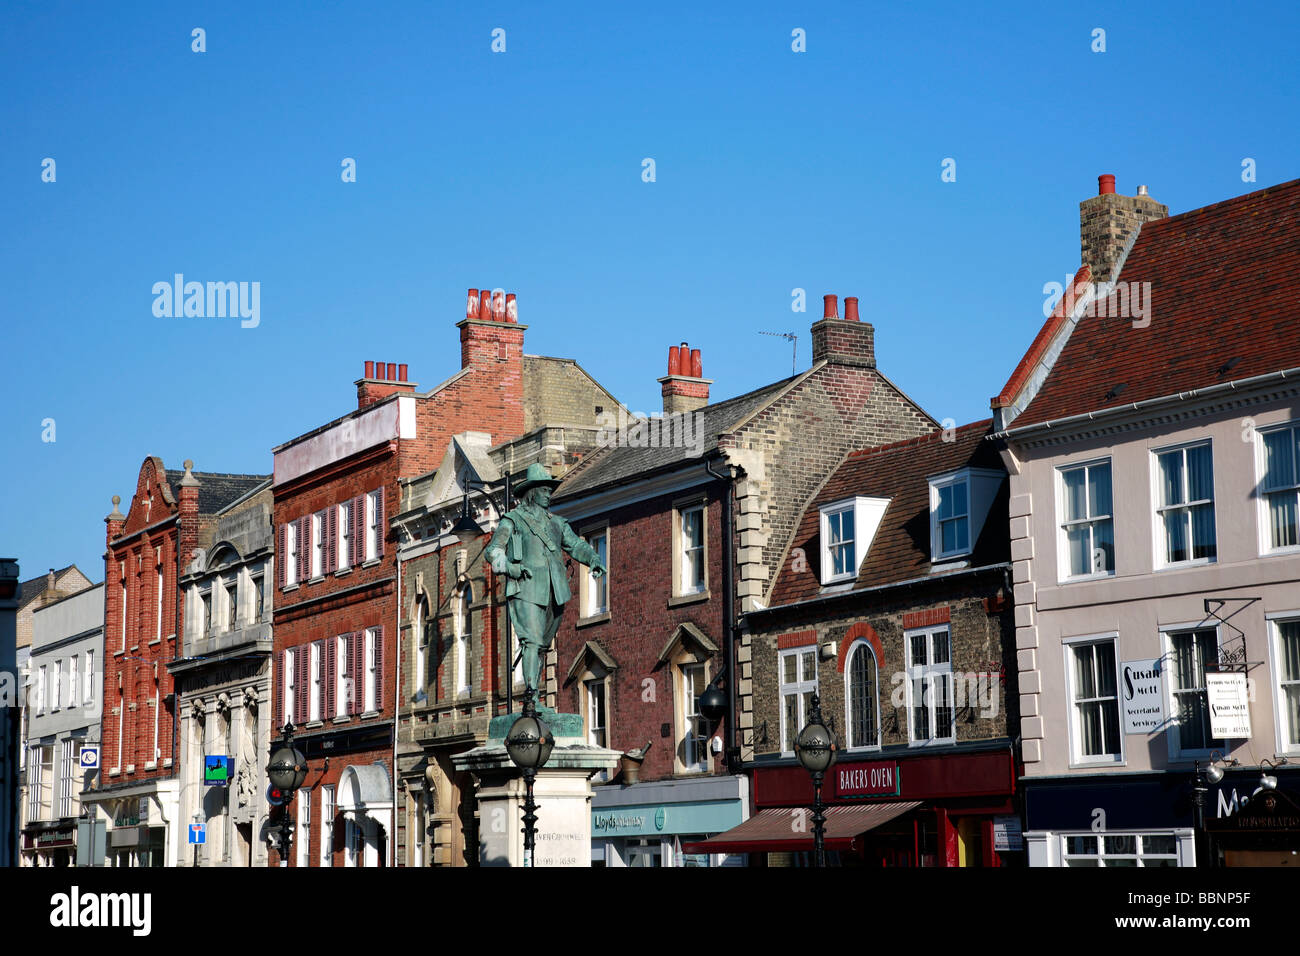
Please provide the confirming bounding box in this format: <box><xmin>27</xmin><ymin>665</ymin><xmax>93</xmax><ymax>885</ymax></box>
<box><xmin>485</xmin><ymin>463</ymin><xmax>606</xmax><ymax>697</ymax></box>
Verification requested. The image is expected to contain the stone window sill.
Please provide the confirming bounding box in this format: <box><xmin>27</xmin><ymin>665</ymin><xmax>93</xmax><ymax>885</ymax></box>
<box><xmin>577</xmin><ymin>611</ymin><xmax>611</xmax><ymax>628</ymax></box>
<box><xmin>668</xmin><ymin>591</ymin><xmax>710</xmax><ymax>608</ymax></box>
<box><xmin>144</xmin><ymin>761</ymin><xmax>157</xmax><ymax>771</ymax></box>
<box><xmin>334</xmin><ymin>567</ymin><xmax>353</xmax><ymax>578</ymax></box>
<box><xmin>361</xmin><ymin>559</ymin><xmax>382</xmax><ymax>569</ymax></box>
<box><xmin>331</xmin><ymin>715</ymin><xmax>351</xmax><ymax>725</ymax></box>
<box><xmin>281</xmin><ymin>583</ymin><xmax>300</xmax><ymax>593</ymax></box>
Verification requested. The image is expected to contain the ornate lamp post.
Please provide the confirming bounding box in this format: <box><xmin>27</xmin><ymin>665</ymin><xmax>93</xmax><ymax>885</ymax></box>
<box><xmin>266</xmin><ymin>722</ymin><xmax>308</xmax><ymax>867</ymax></box>
<box><xmin>504</xmin><ymin>691</ymin><xmax>554</xmax><ymax>867</ymax></box>
<box><xmin>795</xmin><ymin>693</ymin><xmax>837</xmax><ymax>868</ymax></box>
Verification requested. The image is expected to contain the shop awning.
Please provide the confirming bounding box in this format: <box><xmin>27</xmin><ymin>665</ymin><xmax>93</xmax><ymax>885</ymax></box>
<box><xmin>681</xmin><ymin>801</ymin><xmax>922</xmax><ymax>855</ymax></box>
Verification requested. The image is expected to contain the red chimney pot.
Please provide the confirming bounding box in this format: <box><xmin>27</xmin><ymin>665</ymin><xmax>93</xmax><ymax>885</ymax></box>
<box><xmin>823</xmin><ymin>295</ymin><xmax>838</xmax><ymax>319</ymax></box>
<box><xmin>844</xmin><ymin>296</ymin><xmax>860</xmax><ymax>321</ymax></box>
<box><xmin>479</xmin><ymin>290</ymin><xmax>492</xmax><ymax>320</ymax></box>
<box><xmin>398</xmin><ymin>364</ymin><xmax>408</xmax><ymax>382</ymax></box>
<box><xmin>505</xmin><ymin>293</ymin><xmax>517</xmax><ymax>323</ymax></box>
<box><xmin>1098</xmin><ymin>174</ymin><xmax>1116</xmax><ymax>195</ymax></box>
<box><xmin>492</xmin><ymin>290</ymin><xmax>505</xmax><ymax>320</ymax></box>
<box><xmin>386</xmin><ymin>363</ymin><xmax>396</xmax><ymax>381</ymax></box>
<box><xmin>364</xmin><ymin>360</ymin><xmax>375</xmax><ymax>379</ymax></box>
<box><xmin>467</xmin><ymin>288</ymin><xmax>480</xmax><ymax>319</ymax></box>
<box><xmin>690</xmin><ymin>349</ymin><xmax>702</xmax><ymax>378</ymax></box>
<box><xmin>668</xmin><ymin>345</ymin><xmax>681</xmax><ymax>376</ymax></box>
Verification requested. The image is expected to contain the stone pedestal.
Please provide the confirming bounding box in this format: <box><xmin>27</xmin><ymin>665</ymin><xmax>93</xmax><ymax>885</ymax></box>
<box><xmin>453</xmin><ymin>709</ymin><xmax>621</xmax><ymax>867</ymax></box>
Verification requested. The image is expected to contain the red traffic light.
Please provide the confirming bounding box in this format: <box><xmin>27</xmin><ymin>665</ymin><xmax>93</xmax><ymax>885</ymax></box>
<box><xmin>266</xmin><ymin>785</ymin><xmax>288</xmax><ymax>807</ymax></box>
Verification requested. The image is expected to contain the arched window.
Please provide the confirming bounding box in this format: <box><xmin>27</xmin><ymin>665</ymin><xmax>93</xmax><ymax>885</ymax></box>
<box><xmin>412</xmin><ymin>596</ymin><xmax>427</xmax><ymax>696</ymax></box>
<box><xmin>455</xmin><ymin>584</ymin><xmax>472</xmax><ymax>697</ymax></box>
<box><xmin>846</xmin><ymin>641</ymin><xmax>880</xmax><ymax>749</ymax></box>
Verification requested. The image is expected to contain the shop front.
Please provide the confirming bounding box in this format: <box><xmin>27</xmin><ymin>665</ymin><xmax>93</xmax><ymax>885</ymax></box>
<box><xmin>1023</xmin><ymin>767</ymin><xmax>1300</xmax><ymax>867</ymax></box>
<box><xmin>688</xmin><ymin>745</ymin><xmax>1019</xmax><ymax>866</ymax></box>
<box><xmin>589</xmin><ymin>775</ymin><xmax>749</xmax><ymax>867</ymax></box>
<box><xmin>20</xmin><ymin>822</ymin><xmax>77</xmax><ymax>867</ymax></box>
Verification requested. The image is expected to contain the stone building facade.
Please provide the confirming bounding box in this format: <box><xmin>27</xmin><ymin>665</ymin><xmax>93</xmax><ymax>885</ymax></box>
<box><xmin>171</xmin><ymin>481</ymin><xmax>274</xmax><ymax>866</ymax></box>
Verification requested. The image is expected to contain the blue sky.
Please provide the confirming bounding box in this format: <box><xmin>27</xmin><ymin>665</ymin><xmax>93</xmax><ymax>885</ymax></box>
<box><xmin>3</xmin><ymin>1</ymin><xmax>1298</xmax><ymax>582</ymax></box>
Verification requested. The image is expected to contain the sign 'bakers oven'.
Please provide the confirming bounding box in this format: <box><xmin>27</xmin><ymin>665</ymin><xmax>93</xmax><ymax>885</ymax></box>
<box><xmin>834</xmin><ymin>761</ymin><xmax>900</xmax><ymax>798</ymax></box>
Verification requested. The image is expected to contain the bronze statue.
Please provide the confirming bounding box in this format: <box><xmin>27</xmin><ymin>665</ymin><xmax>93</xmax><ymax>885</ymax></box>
<box><xmin>485</xmin><ymin>463</ymin><xmax>606</xmax><ymax>697</ymax></box>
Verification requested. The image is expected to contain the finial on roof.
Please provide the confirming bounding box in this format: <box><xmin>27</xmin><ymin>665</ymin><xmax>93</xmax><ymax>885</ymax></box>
<box><xmin>180</xmin><ymin>459</ymin><xmax>199</xmax><ymax>487</ymax></box>
<box><xmin>108</xmin><ymin>495</ymin><xmax>125</xmax><ymax>520</ymax></box>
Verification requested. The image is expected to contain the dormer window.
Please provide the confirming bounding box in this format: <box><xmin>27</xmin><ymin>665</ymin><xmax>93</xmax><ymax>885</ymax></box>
<box><xmin>819</xmin><ymin>497</ymin><xmax>890</xmax><ymax>584</ymax></box>
<box><xmin>928</xmin><ymin>468</ymin><xmax>1003</xmax><ymax>564</ymax></box>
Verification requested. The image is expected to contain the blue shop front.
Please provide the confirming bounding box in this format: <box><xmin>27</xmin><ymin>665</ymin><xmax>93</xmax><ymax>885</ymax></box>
<box><xmin>589</xmin><ymin>775</ymin><xmax>749</xmax><ymax>867</ymax></box>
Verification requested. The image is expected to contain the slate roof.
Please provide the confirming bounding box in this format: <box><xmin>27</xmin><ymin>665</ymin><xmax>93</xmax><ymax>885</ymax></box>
<box><xmin>769</xmin><ymin>420</ymin><xmax>1008</xmax><ymax>607</ymax></box>
<box><xmin>553</xmin><ymin>376</ymin><xmax>799</xmax><ymax>499</ymax></box>
<box><xmin>18</xmin><ymin>564</ymin><xmax>82</xmax><ymax>607</ymax></box>
<box><xmin>164</xmin><ymin>471</ymin><xmax>271</xmax><ymax>516</ymax></box>
<box><xmin>1007</xmin><ymin>178</ymin><xmax>1300</xmax><ymax>429</ymax></box>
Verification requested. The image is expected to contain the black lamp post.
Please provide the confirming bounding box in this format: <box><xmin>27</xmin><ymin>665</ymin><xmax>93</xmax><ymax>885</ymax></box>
<box><xmin>794</xmin><ymin>693</ymin><xmax>837</xmax><ymax>868</ymax></box>
<box><xmin>504</xmin><ymin>690</ymin><xmax>554</xmax><ymax>867</ymax></box>
<box><xmin>266</xmin><ymin>722</ymin><xmax>308</xmax><ymax>867</ymax></box>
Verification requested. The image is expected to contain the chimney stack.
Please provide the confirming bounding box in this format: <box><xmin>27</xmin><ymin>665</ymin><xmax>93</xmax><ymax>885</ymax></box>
<box><xmin>811</xmin><ymin>292</ymin><xmax>875</xmax><ymax>368</ymax></box>
<box><xmin>356</xmin><ymin>359</ymin><xmax>418</xmax><ymax>409</ymax></box>
<box><xmin>1080</xmin><ymin>173</ymin><xmax>1168</xmax><ymax>285</ymax></box>
<box><xmin>658</xmin><ymin>341</ymin><xmax>713</xmax><ymax>415</ymax></box>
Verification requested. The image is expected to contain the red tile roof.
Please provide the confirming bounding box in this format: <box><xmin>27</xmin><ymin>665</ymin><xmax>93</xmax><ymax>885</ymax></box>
<box><xmin>1007</xmin><ymin>178</ymin><xmax>1300</xmax><ymax>429</ymax></box>
<box><xmin>769</xmin><ymin>420</ymin><xmax>1008</xmax><ymax>607</ymax></box>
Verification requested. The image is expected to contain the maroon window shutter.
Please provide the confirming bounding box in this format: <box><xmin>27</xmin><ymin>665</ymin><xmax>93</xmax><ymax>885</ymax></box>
<box><xmin>375</xmin><ymin>487</ymin><xmax>385</xmax><ymax>558</ymax></box>
<box><xmin>326</xmin><ymin>506</ymin><xmax>337</xmax><ymax>573</ymax></box>
<box><xmin>277</xmin><ymin>524</ymin><xmax>286</xmax><ymax>589</ymax></box>
<box><xmin>297</xmin><ymin>519</ymin><xmax>308</xmax><ymax>582</ymax></box>
<box><xmin>273</xmin><ymin>650</ymin><xmax>283</xmax><ymax>727</ymax></box>
<box><xmin>373</xmin><ymin>626</ymin><xmax>384</xmax><ymax>713</ymax></box>
<box><xmin>296</xmin><ymin>646</ymin><xmax>309</xmax><ymax>724</ymax></box>
<box><xmin>325</xmin><ymin>636</ymin><xmax>337</xmax><ymax>718</ymax></box>
<box><xmin>351</xmin><ymin>631</ymin><xmax>365</xmax><ymax>714</ymax></box>
<box><xmin>353</xmin><ymin>495</ymin><xmax>366</xmax><ymax>562</ymax></box>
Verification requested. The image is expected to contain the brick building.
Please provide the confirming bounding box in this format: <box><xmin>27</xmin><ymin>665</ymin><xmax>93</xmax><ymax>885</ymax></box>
<box><xmin>549</xmin><ymin>298</ymin><xmax>938</xmax><ymax>866</ymax></box>
<box><xmin>993</xmin><ymin>176</ymin><xmax>1300</xmax><ymax>866</ymax></box>
<box><xmin>693</xmin><ymin>421</ymin><xmax>1019</xmax><ymax>866</ymax></box>
<box><xmin>271</xmin><ymin>287</ymin><xmax>621</xmax><ymax>867</ymax></box>
<box><xmin>83</xmin><ymin>457</ymin><xmax>268</xmax><ymax>866</ymax></box>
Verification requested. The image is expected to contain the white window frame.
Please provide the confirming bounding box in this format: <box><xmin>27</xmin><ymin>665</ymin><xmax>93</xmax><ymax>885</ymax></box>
<box><xmin>320</xmin><ymin>785</ymin><xmax>334</xmax><ymax>867</ymax></box>
<box><xmin>412</xmin><ymin>598</ymin><xmax>426</xmax><ymax>696</ymax></box>
<box><xmin>1162</xmin><ymin>623</ymin><xmax>1224</xmax><ymax>763</ymax></box>
<box><xmin>1062</xmin><ymin>632</ymin><xmax>1125</xmax><ymax>767</ymax></box>
<box><xmin>1266</xmin><ymin>611</ymin><xmax>1300</xmax><ymax>757</ymax></box>
<box><xmin>69</xmin><ymin>656</ymin><xmax>79</xmax><ymax>714</ymax></box>
<box><xmin>583</xmin><ymin>528</ymin><xmax>609</xmax><ymax>617</ymax></box>
<box><xmin>337</xmin><ymin>501</ymin><xmax>352</xmax><ymax>569</ymax></box>
<box><xmin>310</xmin><ymin>642</ymin><xmax>322</xmax><ymax>722</ymax></box>
<box><xmin>296</xmin><ymin>788</ymin><xmax>311</xmax><ymax>868</ymax></box>
<box><xmin>52</xmin><ymin>659</ymin><xmax>62</xmax><ymax>711</ymax></box>
<box><xmin>284</xmin><ymin>520</ymin><xmax>299</xmax><ymax>586</ymax></box>
<box><xmin>929</xmin><ymin>472</ymin><xmax>972</xmax><ymax>561</ymax></box>
<box><xmin>119</xmin><ymin>565</ymin><xmax>127</xmax><ymax>651</ymax></box>
<box><xmin>680</xmin><ymin>662</ymin><xmax>710</xmax><ymax>774</ymax></box>
<box><xmin>1152</xmin><ymin>440</ymin><xmax>1217</xmax><ymax>569</ymax></box>
<box><xmin>1255</xmin><ymin>420</ymin><xmax>1300</xmax><ymax>556</ymax></box>
<box><xmin>585</xmin><ymin>677</ymin><xmax>608</xmax><ymax>749</ymax></box>
<box><xmin>904</xmin><ymin>624</ymin><xmax>955</xmax><ymax>747</ymax></box>
<box><xmin>1056</xmin><ymin>458</ymin><xmax>1115</xmax><ymax>582</ymax></box>
<box><xmin>156</xmin><ymin>560</ymin><xmax>164</xmax><ymax>641</ymax></box>
<box><xmin>455</xmin><ymin>587</ymin><xmax>471</xmax><ymax>698</ymax></box>
<box><xmin>284</xmin><ymin>649</ymin><xmax>296</xmax><ymax>725</ymax></box>
<box><xmin>1060</xmin><ymin>832</ymin><xmax>1184</xmax><ymax>867</ymax></box>
<box><xmin>58</xmin><ymin>738</ymin><xmax>77</xmax><ymax>818</ymax></box>
<box><xmin>778</xmin><ymin>646</ymin><xmax>818</xmax><ymax>755</ymax></box>
<box><xmin>844</xmin><ymin>640</ymin><xmax>881</xmax><ymax>751</ymax></box>
<box><xmin>820</xmin><ymin>501</ymin><xmax>856</xmax><ymax>583</ymax></box>
<box><xmin>151</xmin><ymin>690</ymin><xmax>160</xmax><ymax>766</ymax></box>
<box><xmin>818</xmin><ymin>496</ymin><xmax>890</xmax><ymax>583</ymax></box>
<box><xmin>311</xmin><ymin>511</ymin><xmax>325</xmax><ymax>579</ymax></box>
<box><xmin>335</xmin><ymin>635</ymin><xmax>349</xmax><ymax>719</ymax></box>
<box><xmin>36</xmin><ymin>664</ymin><xmax>46</xmax><ymax>714</ymax></box>
<box><xmin>364</xmin><ymin>628</ymin><xmax>377</xmax><ymax>713</ymax></box>
<box><xmin>679</xmin><ymin>504</ymin><xmax>706</xmax><ymax>595</ymax></box>
<box><xmin>366</xmin><ymin>491</ymin><xmax>381</xmax><ymax>562</ymax></box>
<box><xmin>84</xmin><ymin>649</ymin><xmax>94</xmax><ymax>706</ymax></box>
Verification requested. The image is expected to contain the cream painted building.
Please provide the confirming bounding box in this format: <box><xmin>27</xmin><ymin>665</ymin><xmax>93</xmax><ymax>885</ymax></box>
<box><xmin>994</xmin><ymin>176</ymin><xmax>1300</xmax><ymax>867</ymax></box>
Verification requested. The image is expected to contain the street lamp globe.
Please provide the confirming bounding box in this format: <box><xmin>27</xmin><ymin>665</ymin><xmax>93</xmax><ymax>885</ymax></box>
<box><xmin>505</xmin><ymin>712</ymin><xmax>555</xmax><ymax>771</ymax></box>
<box><xmin>795</xmin><ymin>701</ymin><xmax>837</xmax><ymax>775</ymax></box>
<box><xmin>267</xmin><ymin>744</ymin><xmax>307</xmax><ymax>793</ymax></box>
<box><xmin>698</xmin><ymin>683</ymin><xmax>727</xmax><ymax>724</ymax></box>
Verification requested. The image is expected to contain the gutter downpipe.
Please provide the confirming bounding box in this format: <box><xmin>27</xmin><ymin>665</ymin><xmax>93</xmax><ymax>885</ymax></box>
<box><xmin>704</xmin><ymin>457</ymin><xmax>739</xmax><ymax>775</ymax></box>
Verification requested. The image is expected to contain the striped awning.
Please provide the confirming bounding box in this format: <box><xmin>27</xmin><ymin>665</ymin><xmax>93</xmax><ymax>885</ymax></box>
<box><xmin>681</xmin><ymin>801</ymin><xmax>922</xmax><ymax>855</ymax></box>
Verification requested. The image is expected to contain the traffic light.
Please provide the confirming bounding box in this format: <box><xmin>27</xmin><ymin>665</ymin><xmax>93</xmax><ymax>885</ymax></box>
<box><xmin>266</xmin><ymin>784</ymin><xmax>288</xmax><ymax>807</ymax></box>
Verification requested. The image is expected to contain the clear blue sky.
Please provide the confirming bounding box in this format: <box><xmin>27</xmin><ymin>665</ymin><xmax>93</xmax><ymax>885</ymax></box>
<box><xmin>3</xmin><ymin>1</ymin><xmax>1297</xmax><ymax>582</ymax></box>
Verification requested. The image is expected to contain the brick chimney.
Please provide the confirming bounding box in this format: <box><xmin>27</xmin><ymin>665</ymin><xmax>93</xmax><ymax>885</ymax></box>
<box><xmin>811</xmin><ymin>294</ymin><xmax>875</xmax><ymax>367</ymax></box>
<box><xmin>356</xmin><ymin>360</ymin><xmax>418</xmax><ymax>409</ymax></box>
<box><xmin>1080</xmin><ymin>174</ymin><xmax>1168</xmax><ymax>284</ymax></box>
<box><xmin>658</xmin><ymin>342</ymin><xmax>713</xmax><ymax>415</ymax></box>
<box><xmin>106</xmin><ymin>494</ymin><xmax>125</xmax><ymax>544</ymax></box>
<box><xmin>177</xmin><ymin>460</ymin><xmax>201</xmax><ymax>575</ymax></box>
<box><xmin>456</xmin><ymin>286</ymin><xmax>526</xmax><ymax>436</ymax></box>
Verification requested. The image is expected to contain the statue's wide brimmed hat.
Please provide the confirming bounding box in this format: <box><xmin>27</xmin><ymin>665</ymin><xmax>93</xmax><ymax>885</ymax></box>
<box><xmin>515</xmin><ymin>462</ymin><xmax>562</xmax><ymax>496</ymax></box>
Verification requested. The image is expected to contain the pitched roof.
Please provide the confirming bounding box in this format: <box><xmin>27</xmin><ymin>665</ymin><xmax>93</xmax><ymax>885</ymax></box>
<box><xmin>18</xmin><ymin>564</ymin><xmax>83</xmax><ymax>607</ymax></box>
<box><xmin>164</xmin><ymin>471</ymin><xmax>271</xmax><ymax>515</ymax></box>
<box><xmin>553</xmin><ymin>376</ymin><xmax>799</xmax><ymax>499</ymax></box>
<box><xmin>1008</xmin><ymin>178</ymin><xmax>1300</xmax><ymax>429</ymax></box>
<box><xmin>769</xmin><ymin>421</ymin><xmax>1007</xmax><ymax>607</ymax></box>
